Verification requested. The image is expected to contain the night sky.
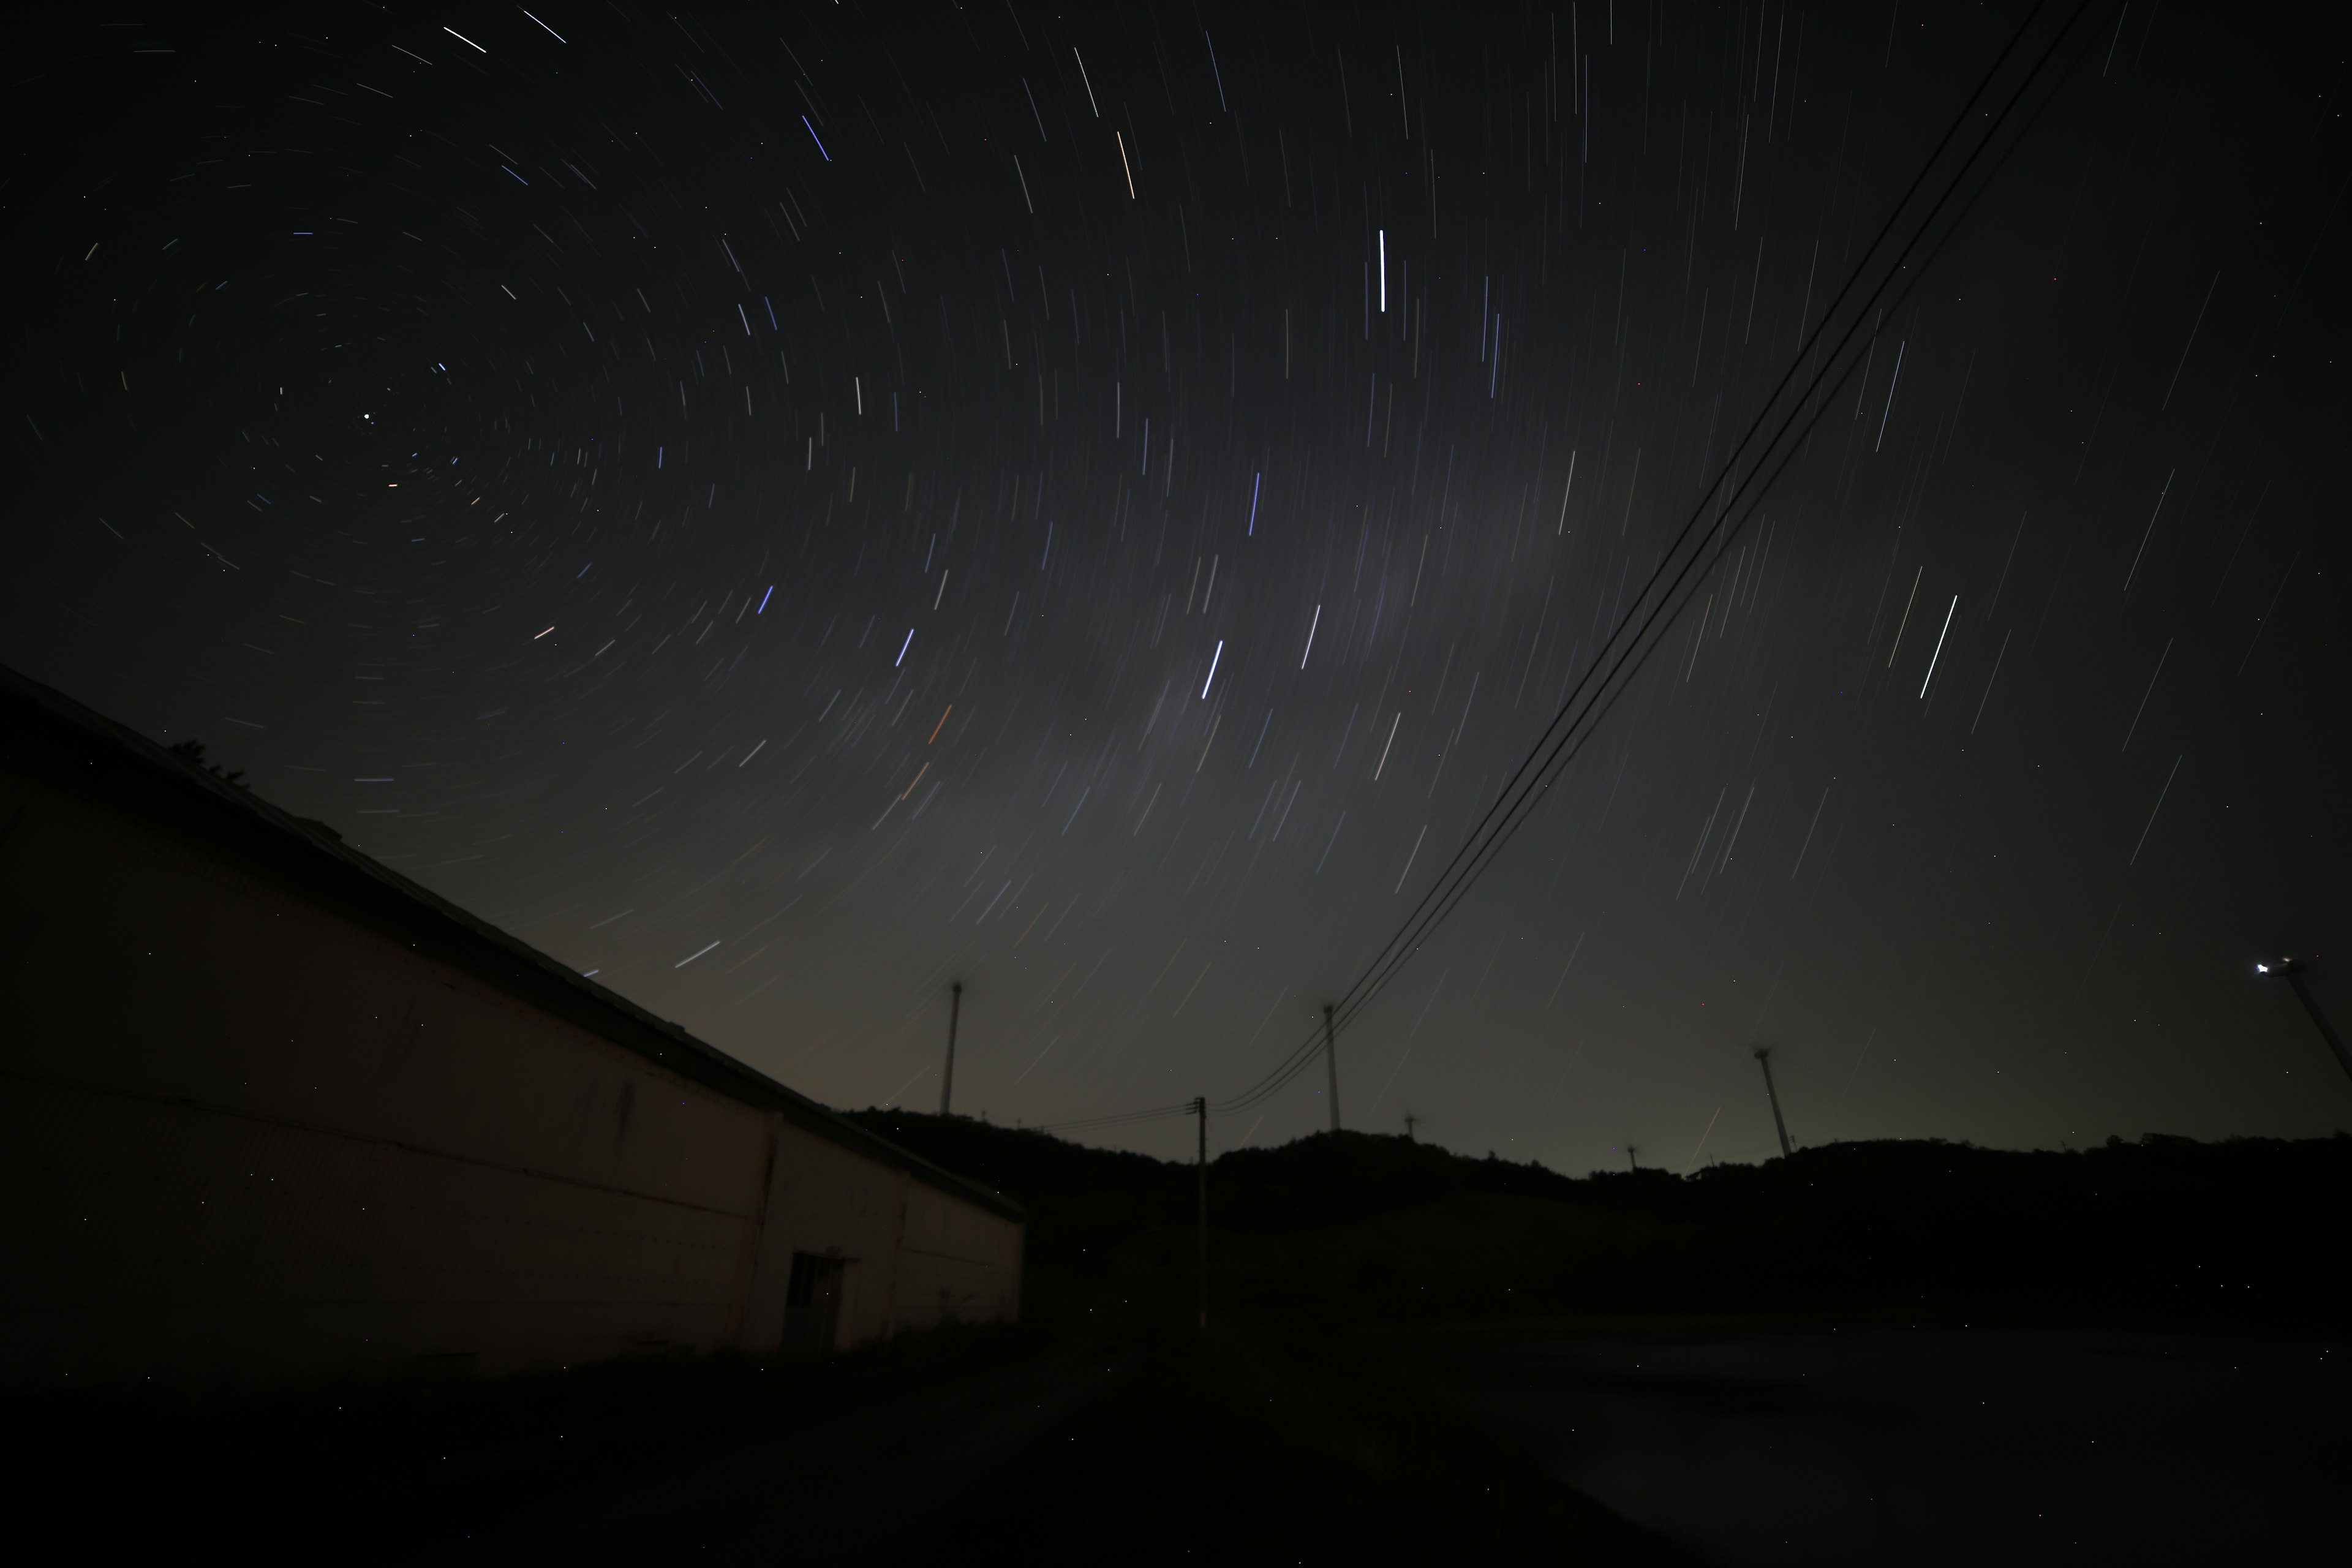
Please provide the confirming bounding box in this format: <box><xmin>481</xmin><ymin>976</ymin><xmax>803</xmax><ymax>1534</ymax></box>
<box><xmin>7</xmin><ymin>3</ymin><xmax>2348</xmax><ymax>1172</ymax></box>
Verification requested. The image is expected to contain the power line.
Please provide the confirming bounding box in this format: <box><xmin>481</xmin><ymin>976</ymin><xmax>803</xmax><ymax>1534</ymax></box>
<box><xmin>1043</xmin><ymin>0</ymin><xmax>2111</xmax><ymax>1139</ymax></box>
<box><xmin>1213</xmin><ymin>0</ymin><xmax>2107</xmax><ymax>1120</ymax></box>
<box><xmin>1031</xmin><ymin>1101</ymin><xmax>1198</xmax><ymax>1134</ymax></box>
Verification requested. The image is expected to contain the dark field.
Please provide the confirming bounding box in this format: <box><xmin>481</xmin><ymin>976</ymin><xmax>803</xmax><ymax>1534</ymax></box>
<box><xmin>1408</xmin><ymin>1324</ymin><xmax>2350</xmax><ymax>1564</ymax></box>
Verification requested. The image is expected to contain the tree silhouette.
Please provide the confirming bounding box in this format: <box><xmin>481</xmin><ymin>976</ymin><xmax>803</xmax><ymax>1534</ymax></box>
<box><xmin>165</xmin><ymin>738</ymin><xmax>247</xmax><ymax>788</ymax></box>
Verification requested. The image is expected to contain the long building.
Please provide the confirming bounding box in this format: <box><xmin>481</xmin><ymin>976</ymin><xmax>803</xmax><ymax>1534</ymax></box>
<box><xmin>0</xmin><ymin>666</ymin><xmax>1022</xmax><ymax>1390</ymax></box>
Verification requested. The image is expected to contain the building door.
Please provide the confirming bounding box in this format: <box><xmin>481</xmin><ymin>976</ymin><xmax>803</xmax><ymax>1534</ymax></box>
<box><xmin>783</xmin><ymin>1251</ymin><xmax>849</xmax><ymax>1354</ymax></box>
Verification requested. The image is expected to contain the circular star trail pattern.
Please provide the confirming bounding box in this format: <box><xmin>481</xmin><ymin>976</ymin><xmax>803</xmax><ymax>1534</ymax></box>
<box><xmin>7</xmin><ymin>3</ymin><xmax>2348</xmax><ymax>1167</ymax></box>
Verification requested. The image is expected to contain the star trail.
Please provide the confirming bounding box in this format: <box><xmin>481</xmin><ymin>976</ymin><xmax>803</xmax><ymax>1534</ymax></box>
<box><xmin>7</xmin><ymin>1</ymin><xmax>2347</xmax><ymax>1170</ymax></box>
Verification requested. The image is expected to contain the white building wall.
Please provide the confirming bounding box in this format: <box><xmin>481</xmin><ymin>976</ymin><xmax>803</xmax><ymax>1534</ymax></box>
<box><xmin>0</xmin><ymin>708</ymin><xmax>1022</xmax><ymax>1391</ymax></box>
<box><xmin>742</xmin><ymin>1123</ymin><xmax>918</xmax><ymax>1350</ymax></box>
<box><xmin>891</xmin><ymin>1182</ymin><xmax>1027</xmax><ymax>1333</ymax></box>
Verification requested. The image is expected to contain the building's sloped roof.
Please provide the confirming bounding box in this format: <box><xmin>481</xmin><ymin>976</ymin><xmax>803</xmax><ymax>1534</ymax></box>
<box><xmin>0</xmin><ymin>663</ymin><xmax>1023</xmax><ymax>1224</ymax></box>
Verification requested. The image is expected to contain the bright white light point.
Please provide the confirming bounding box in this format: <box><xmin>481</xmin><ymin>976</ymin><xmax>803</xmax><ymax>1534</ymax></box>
<box><xmin>1202</xmin><ymin>641</ymin><xmax>1223</xmax><ymax>698</ymax></box>
<box><xmin>895</xmin><ymin>628</ymin><xmax>914</xmax><ymax>666</ymax></box>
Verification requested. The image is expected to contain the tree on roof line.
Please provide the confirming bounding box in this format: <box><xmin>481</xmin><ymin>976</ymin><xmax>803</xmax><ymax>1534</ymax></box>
<box><xmin>165</xmin><ymin>738</ymin><xmax>247</xmax><ymax>788</ymax></box>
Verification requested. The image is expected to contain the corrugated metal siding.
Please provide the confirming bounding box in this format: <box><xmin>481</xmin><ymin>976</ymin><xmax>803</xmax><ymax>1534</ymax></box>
<box><xmin>889</xmin><ymin>1183</ymin><xmax>1025</xmax><ymax>1333</ymax></box>
<box><xmin>7</xmin><ymin>792</ymin><xmax>771</xmax><ymax>1215</ymax></box>
<box><xmin>744</xmin><ymin>1130</ymin><xmax>919</xmax><ymax>1350</ymax></box>
<box><xmin>0</xmin><ymin>1074</ymin><xmax>750</xmax><ymax>1384</ymax></box>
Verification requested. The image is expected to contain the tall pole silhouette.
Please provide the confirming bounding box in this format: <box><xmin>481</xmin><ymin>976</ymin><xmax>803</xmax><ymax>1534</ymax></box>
<box><xmin>1755</xmin><ymin>1046</ymin><xmax>1793</xmax><ymax>1157</ymax></box>
<box><xmin>1322</xmin><ymin>1003</ymin><xmax>1341</xmax><ymax>1133</ymax></box>
<box><xmin>938</xmin><ymin>981</ymin><xmax>963</xmax><ymax>1115</ymax></box>
<box><xmin>2258</xmin><ymin>959</ymin><xmax>2352</xmax><ymax>1088</ymax></box>
<box><xmin>1194</xmin><ymin>1096</ymin><xmax>1208</xmax><ymax>1332</ymax></box>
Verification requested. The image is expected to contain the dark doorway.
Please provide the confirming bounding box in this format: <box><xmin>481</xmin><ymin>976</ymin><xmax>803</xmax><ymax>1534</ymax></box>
<box><xmin>783</xmin><ymin>1252</ymin><xmax>849</xmax><ymax>1354</ymax></box>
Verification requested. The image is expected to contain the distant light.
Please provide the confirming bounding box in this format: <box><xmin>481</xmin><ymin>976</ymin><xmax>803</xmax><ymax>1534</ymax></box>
<box><xmin>2257</xmin><ymin>963</ymin><xmax>2269</xmax><ymax>973</ymax></box>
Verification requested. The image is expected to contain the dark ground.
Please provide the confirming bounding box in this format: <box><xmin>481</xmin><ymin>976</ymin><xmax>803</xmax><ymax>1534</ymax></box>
<box><xmin>1403</xmin><ymin>1323</ymin><xmax>2351</xmax><ymax>1564</ymax></box>
<box><xmin>8</xmin><ymin>1124</ymin><xmax>2348</xmax><ymax>1563</ymax></box>
<box><xmin>4</xmin><ymin>1324</ymin><xmax>1678</xmax><ymax>1564</ymax></box>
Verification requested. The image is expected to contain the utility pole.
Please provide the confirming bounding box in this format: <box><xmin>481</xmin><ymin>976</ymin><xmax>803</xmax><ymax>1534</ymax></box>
<box><xmin>1403</xmin><ymin>1113</ymin><xmax>1418</xmax><ymax>1142</ymax></box>
<box><xmin>938</xmin><ymin>981</ymin><xmax>963</xmax><ymax>1115</ymax></box>
<box><xmin>1755</xmin><ymin>1046</ymin><xmax>1793</xmax><ymax>1158</ymax></box>
<box><xmin>2258</xmin><ymin>959</ymin><xmax>2352</xmax><ymax>1088</ymax></box>
<box><xmin>1194</xmin><ymin>1096</ymin><xmax>1208</xmax><ymax>1333</ymax></box>
<box><xmin>1322</xmin><ymin>1003</ymin><xmax>1342</xmax><ymax>1133</ymax></box>
<box><xmin>1626</xmin><ymin>1145</ymin><xmax>1638</xmax><ymax>1171</ymax></box>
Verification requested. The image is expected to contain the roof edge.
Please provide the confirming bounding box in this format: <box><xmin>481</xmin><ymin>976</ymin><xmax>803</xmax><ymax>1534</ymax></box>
<box><xmin>0</xmin><ymin>664</ymin><xmax>1024</xmax><ymax>1224</ymax></box>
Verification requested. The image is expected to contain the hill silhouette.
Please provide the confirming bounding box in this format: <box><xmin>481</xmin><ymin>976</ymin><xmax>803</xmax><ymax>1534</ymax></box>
<box><xmin>846</xmin><ymin>1113</ymin><xmax>2352</xmax><ymax>1331</ymax></box>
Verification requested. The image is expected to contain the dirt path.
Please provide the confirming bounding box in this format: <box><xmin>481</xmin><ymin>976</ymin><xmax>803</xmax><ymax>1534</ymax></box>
<box><xmin>423</xmin><ymin>1346</ymin><xmax>1135</xmax><ymax>1564</ymax></box>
